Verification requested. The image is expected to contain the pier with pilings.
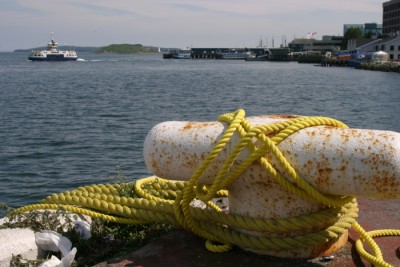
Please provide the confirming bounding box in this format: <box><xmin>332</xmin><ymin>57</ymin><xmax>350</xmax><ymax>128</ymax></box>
<box><xmin>163</xmin><ymin>48</ymin><xmax>269</xmax><ymax>59</ymax></box>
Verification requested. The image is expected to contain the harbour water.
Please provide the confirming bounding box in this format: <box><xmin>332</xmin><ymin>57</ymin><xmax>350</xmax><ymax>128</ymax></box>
<box><xmin>0</xmin><ymin>52</ymin><xmax>399</xmax><ymax>216</ymax></box>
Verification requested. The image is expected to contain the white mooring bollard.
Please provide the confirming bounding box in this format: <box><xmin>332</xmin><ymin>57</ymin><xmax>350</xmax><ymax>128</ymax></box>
<box><xmin>143</xmin><ymin>115</ymin><xmax>400</xmax><ymax>258</ymax></box>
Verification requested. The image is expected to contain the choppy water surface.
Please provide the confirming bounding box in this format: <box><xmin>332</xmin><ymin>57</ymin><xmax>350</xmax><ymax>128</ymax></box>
<box><xmin>0</xmin><ymin>52</ymin><xmax>399</xmax><ymax>213</ymax></box>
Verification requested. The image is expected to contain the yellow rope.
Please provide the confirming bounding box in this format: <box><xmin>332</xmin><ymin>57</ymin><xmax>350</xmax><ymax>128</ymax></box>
<box><xmin>12</xmin><ymin>109</ymin><xmax>400</xmax><ymax>266</ymax></box>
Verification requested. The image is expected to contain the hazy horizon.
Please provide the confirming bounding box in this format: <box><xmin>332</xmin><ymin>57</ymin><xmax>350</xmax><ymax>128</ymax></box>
<box><xmin>1</xmin><ymin>0</ymin><xmax>383</xmax><ymax>52</ymax></box>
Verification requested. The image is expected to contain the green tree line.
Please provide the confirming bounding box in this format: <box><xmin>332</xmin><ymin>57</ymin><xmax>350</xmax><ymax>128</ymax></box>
<box><xmin>96</xmin><ymin>44</ymin><xmax>158</xmax><ymax>54</ymax></box>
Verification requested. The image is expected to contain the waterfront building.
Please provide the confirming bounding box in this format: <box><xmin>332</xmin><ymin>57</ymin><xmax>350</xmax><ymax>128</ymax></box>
<box><xmin>288</xmin><ymin>36</ymin><xmax>343</xmax><ymax>53</ymax></box>
<box><xmin>347</xmin><ymin>39</ymin><xmax>383</xmax><ymax>54</ymax></box>
<box><xmin>383</xmin><ymin>0</ymin><xmax>400</xmax><ymax>35</ymax></box>
<box><xmin>374</xmin><ymin>36</ymin><xmax>400</xmax><ymax>59</ymax></box>
<box><xmin>268</xmin><ymin>48</ymin><xmax>292</xmax><ymax>61</ymax></box>
<box><xmin>347</xmin><ymin>36</ymin><xmax>400</xmax><ymax>60</ymax></box>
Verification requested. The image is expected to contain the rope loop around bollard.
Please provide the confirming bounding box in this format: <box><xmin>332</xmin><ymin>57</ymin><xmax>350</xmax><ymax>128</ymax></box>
<box><xmin>11</xmin><ymin>109</ymin><xmax>400</xmax><ymax>267</ymax></box>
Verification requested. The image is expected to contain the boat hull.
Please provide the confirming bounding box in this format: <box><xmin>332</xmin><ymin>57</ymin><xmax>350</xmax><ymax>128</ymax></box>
<box><xmin>28</xmin><ymin>56</ymin><xmax>78</xmax><ymax>61</ymax></box>
<box><xmin>171</xmin><ymin>56</ymin><xmax>191</xmax><ymax>59</ymax></box>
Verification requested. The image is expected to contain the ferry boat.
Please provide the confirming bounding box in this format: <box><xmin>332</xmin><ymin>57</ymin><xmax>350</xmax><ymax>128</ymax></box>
<box><xmin>28</xmin><ymin>34</ymin><xmax>78</xmax><ymax>61</ymax></box>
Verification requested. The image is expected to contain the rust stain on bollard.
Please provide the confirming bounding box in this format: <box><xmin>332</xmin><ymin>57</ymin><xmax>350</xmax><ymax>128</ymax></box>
<box><xmin>143</xmin><ymin>115</ymin><xmax>400</xmax><ymax>258</ymax></box>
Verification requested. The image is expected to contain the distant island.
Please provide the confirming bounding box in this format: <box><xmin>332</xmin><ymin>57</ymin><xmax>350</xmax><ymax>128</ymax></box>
<box><xmin>14</xmin><ymin>44</ymin><xmax>165</xmax><ymax>54</ymax></box>
<box><xmin>95</xmin><ymin>44</ymin><xmax>158</xmax><ymax>54</ymax></box>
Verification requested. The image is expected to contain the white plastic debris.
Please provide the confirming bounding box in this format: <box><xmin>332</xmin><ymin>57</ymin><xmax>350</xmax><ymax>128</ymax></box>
<box><xmin>41</xmin><ymin>256</ymin><xmax>61</xmax><ymax>267</ymax></box>
<box><xmin>35</xmin><ymin>230</ymin><xmax>72</xmax><ymax>257</ymax></box>
<box><xmin>35</xmin><ymin>230</ymin><xmax>76</xmax><ymax>267</ymax></box>
<box><xmin>74</xmin><ymin>220</ymin><xmax>91</xmax><ymax>239</ymax></box>
<box><xmin>40</xmin><ymin>248</ymin><xmax>77</xmax><ymax>267</ymax></box>
<box><xmin>0</xmin><ymin>211</ymin><xmax>89</xmax><ymax>267</ymax></box>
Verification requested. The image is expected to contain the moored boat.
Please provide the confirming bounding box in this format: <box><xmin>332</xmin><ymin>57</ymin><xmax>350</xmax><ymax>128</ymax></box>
<box><xmin>245</xmin><ymin>53</ymin><xmax>269</xmax><ymax>61</ymax></box>
<box><xmin>171</xmin><ymin>49</ymin><xmax>191</xmax><ymax>59</ymax></box>
<box><xmin>28</xmin><ymin>34</ymin><xmax>78</xmax><ymax>61</ymax></box>
<box><xmin>220</xmin><ymin>49</ymin><xmax>251</xmax><ymax>60</ymax></box>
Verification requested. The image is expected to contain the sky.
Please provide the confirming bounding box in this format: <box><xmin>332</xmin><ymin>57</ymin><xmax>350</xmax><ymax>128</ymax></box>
<box><xmin>0</xmin><ymin>0</ymin><xmax>384</xmax><ymax>52</ymax></box>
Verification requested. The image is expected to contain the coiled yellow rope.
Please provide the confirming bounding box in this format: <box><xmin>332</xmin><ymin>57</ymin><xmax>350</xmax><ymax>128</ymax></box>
<box><xmin>14</xmin><ymin>109</ymin><xmax>400</xmax><ymax>266</ymax></box>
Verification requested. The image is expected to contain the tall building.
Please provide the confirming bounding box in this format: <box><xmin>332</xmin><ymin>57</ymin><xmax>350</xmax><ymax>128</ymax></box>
<box><xmin>364</xmin><ymin>23</ymin><xmax>383</xmax><ymax>38</ymax></box>
<box><xmin>383</xmin><ymin>0</ymin><xmax>400</xmax><ymax>35</ymax></box>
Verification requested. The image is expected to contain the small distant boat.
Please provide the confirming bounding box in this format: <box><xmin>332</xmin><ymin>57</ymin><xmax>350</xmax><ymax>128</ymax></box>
<box><xmin>221</xmin><ymin>49</ymin><xmax>251</xmax><ymax>60</ymax></box>
<box><xmin>245</xmin><ymin>53</ymin><xmax>269</xmax><ymax>61</ymax></box>
<box><xmin>28</xmin><ymin>33</ymin><xmax>78</xmax><ymax>61</ymax></box>
<box><xmin>171</xmin><ymin>49</ymin><xmax>191</xmax><ymax>59</ymax></box>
